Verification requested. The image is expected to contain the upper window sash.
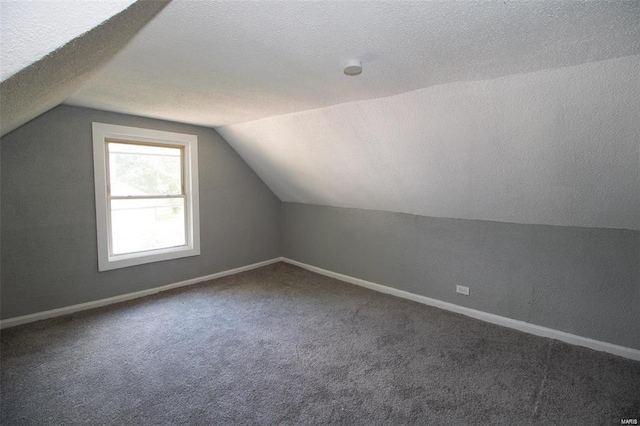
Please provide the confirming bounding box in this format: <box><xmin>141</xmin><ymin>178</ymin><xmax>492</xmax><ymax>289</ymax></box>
<box><xmin>105</xmin><ymin>139</ymin><xmax>186</xmax><ymax>198</ymax></box>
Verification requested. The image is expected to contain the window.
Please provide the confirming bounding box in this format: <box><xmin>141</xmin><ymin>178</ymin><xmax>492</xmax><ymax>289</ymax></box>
<box><xmin>93</xmin><ymin>123</ymin><xmax>200</xmax><ymax>271</ymax></box>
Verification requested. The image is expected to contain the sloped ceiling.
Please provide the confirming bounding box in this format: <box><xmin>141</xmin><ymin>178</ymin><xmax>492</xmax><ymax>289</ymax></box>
<box><xmin>219</xmin><ymin>55</ymin><xmax>640</xmax><ymax>231</ymax></box>
<box><xmin>0</xmin><ymin>0</ymin><xmax>168</xmax><ymax>135</ymax></box>
<box><xmin>3</xmin><ymin>1</ymin><xmax>639</xmax><ymax>230</ymax></box>
<box><xmin>0</xmin><ymin>0</ymin><xmax>136</xmax><ymax>81</ymax></box>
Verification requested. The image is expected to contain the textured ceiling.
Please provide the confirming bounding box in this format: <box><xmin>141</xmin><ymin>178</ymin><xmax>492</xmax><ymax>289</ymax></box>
<box><xmin>0</xmin><ymin>1</ymin><xmax>168</xmax><ymax>135</ymax></box>
<box><xmin>219</xmin><ymin>55</ymin><xmax>640</xmax><ymax>231</ymax></box>
<box><xmin>0</xmin><ymin>0</ymin><xmax>135</xmax><ymax>81</ymax></box>
<box><xmin>66</xmin><ymin>0</ymin><xmax>640</xmax><ymax>128</ymax></box>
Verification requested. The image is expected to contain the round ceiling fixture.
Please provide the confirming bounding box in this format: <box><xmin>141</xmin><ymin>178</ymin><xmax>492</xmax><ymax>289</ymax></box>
<box><xmin>343</xmin><ymin>59</ymin><xmax>362</xmax><ymax>76</ymax></box>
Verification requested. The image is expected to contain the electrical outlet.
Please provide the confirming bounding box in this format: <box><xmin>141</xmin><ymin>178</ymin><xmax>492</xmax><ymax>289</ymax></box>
<box><xmin>456</xmin><ymin>285</ymin><xmax>470</xmax><ymax>296</ymax></box>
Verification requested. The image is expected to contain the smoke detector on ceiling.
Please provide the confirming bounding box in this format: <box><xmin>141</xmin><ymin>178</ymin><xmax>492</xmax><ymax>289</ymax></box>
<box><xmin>343</xmin><ymin>59</ymin><xmax>362</xmax><ymax>76</ymax></box>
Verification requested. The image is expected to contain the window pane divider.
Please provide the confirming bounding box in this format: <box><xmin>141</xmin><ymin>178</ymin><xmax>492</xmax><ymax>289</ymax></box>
<box><xmin>109</xmin><ymin>195</ymin><xmax>185</xmax><ymax>200</ymax></box>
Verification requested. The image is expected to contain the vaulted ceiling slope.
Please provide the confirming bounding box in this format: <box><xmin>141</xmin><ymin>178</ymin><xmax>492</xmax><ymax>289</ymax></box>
<box><xmin>0</xmin><ymin>0</ymin><xmax>135</xmax><ymax>81</ymax></box>
<box><xmin>219</xmin><ymin>55</ymin><xmax>640</xmax><ymax>231</ymax></box>
<box><xmin>0</xmin><ymin>0</ymin><xmax>168</xmax><ymax>136</ymax></box>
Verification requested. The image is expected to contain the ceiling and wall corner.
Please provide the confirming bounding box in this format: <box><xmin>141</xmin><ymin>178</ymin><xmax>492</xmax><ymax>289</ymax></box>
<box><xmin>2</xmin><ymin>1</ymin><xmax>639</xmax><ymax>231</ymax></box>
<box><xmin>0</xmin><ymin>0</ymin><xmax>169</xmax><ymax>136</ymax></box>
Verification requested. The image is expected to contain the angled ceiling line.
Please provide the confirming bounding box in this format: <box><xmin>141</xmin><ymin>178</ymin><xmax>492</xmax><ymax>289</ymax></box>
<box><xmin>0</xmin><ymin>0</ymin><xmax>170</xmax><ymax>136</ymax></box>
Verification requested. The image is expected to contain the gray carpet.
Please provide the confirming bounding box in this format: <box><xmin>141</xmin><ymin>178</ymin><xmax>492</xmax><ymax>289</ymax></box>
<box><xmin>1</xmin><ymin>262</ymin><xmax>639</xmax><ymax>425</ymax></box>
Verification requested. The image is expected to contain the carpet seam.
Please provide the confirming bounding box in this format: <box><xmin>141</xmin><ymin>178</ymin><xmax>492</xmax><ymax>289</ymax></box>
<box><xmin>531</xmin><ymin>340</ymin><xmax>554</xmax><ymax>419</ymax></box>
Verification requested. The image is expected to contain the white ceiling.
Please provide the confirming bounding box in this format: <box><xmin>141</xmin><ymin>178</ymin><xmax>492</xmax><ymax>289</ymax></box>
<box><xmin>0</xmin><ymin>1</ymin><xmax>168</xmax><ymax>136</ymax></box>
<box><xmin>220</xmin><ymin>55</ymin><xmax>640</xmax><ymax>230</ymax></box>
<box><xmin>66</xmin><ymin>0</ymin><xmax>640</xmax><ymax>128</ymax></box>
<box><xmin>0</xmin><ymin>0</ymin><xmax>135</xmax><ymax>81</ymax></box>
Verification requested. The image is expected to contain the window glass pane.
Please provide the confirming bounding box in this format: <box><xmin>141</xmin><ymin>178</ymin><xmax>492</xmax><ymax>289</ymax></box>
<box><xmin>108</xmin><ymin>142</ymin><xmax>182</xmax><ymax>196</ymax></box>
<box><xmin>111</xmin><ymin>198</ymin><xmax>186</xmax><ymax>255</ymax></box>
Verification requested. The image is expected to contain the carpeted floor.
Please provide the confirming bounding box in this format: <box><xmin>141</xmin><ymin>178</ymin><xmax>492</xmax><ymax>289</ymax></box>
<box><xmin>1</xmin><ymin>262</ymin><xmax>639</xmax><ymax>425</ymax></box>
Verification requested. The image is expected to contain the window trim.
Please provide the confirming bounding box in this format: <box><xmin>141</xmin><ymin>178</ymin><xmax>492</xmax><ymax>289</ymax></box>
<box><xmin>92</xmin><ymin>122</ymin><xmax>200</xmax><ymax>271</ymax></box>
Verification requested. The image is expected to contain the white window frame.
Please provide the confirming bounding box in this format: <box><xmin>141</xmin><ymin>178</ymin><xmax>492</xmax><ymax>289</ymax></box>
<box><xmin>92</xmin><ymin>122</ymin><xmax>200</xmax><ymax>271</ymax></box>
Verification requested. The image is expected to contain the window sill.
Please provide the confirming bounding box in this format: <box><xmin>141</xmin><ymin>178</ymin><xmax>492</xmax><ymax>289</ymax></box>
<box><xmin>99</xmin><ymin>245</ymin><xmax>200</xmax><ymax>271</ymax></box>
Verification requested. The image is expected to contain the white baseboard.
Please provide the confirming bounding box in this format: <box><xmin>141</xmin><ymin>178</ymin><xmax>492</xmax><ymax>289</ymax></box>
<box><xmin>0</xmin><ymin>258</ymin><xmax>281</xmax><ymax>330</ymax></box>
<box><xmin>281</xmin><ymin>257</ymin><xmax>640</xmax><ymax>362</ymax></box>
<box><xmin>4</xmin><ymin>256</ymin><xmax>638</xmax><ymax>362</ymax></box>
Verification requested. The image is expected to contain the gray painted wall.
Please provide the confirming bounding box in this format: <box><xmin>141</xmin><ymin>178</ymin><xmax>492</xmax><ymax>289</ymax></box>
<box><xmin>282</xmin><ymin>203</ymin><xmax>640</xmax><ymax>350</ymax></box>
<box><xmin>2</xmin><ymin>105</ymin><xmax>638</xmax><ymax>352</ymax></box>
<box><xmin>1</xmin><ymin>105</ymin><xmax>281</xmax><ymax>319</ymax></box>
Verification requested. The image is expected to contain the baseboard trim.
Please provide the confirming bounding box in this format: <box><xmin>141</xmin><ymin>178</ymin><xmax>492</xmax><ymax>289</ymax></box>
<box><xmin>4</xmin><ymin>256</ymin><xmax>638</xmax><ymax>361</ymax></box>
<box><xmin>0</xmin><ymin>258</ymin><xmax>282</xmax><ymax>330</ymax></box>
<box><xmin>281</xmin><ymin>257</ymin><xmax>640</xmax><ymax>362</ymax></box>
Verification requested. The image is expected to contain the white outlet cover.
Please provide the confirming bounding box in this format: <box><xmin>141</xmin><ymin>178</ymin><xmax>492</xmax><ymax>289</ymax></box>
<box><xmin>456</xmin><ymin>285</ymin><xmax>470</xmax><ymax>296</ymax></box>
